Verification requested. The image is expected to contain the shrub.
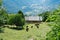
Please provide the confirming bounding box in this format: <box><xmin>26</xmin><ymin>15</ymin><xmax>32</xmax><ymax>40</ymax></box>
<box><xmin>0</xmin><ymin>8</ymin><xmax>8</xmax><ymax>26</ymax></box>
<box><xmin>0</xmin><ymin>27</ymin><xmax>4</xmax><ymax>33</ymax></box>
<box><xmin>8</xmin><ymin>15</ymin><xmax>15</xmax><ymax>25</ymax></box>
<box><xmin>14</xmin><ymin>14</ymin><xmax>25</xmax><ymax>26</ymax></box>
<box><xmin>46</xmin><ymin>8</ymin><xmax>60</xmax><ymax>40</ymax></box>
<box><xmin>42</xmin><ymin>11</ymin><xmax>50</xmax><ymax>22</ymax></box>
<box><xmin>8</xmin><ymin>11</ymin><xmax>25</xmax><ymax>29</ymax></box>
<box><xmin>0</xmin><ymin>20</ymin><xmax>4</xmax><ymax>26</ymax></box>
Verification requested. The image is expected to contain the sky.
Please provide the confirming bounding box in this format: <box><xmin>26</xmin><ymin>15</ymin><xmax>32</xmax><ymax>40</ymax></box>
<box><xmin>3</xmin><ymin>0</ymin><xmax>60</xmax><ymax>15</ymax></box>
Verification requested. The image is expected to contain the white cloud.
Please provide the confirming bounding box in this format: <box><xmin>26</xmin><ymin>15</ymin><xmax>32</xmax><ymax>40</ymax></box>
<box><xmin>25</xmin><ymin>11</ymin><xmax>33</xmax><ymax>15</ymax></box>
<box><xmin>42</xmin><ymin>0</ymin><xmax>46</xmax><ymax>3</ymax></box>
<box><xmin>30</xmin><ymin>4</ymin><xmax>44</xmax><ymax>9</ymax></box>
<box><xmin>30</xmin><ymin>4</ymin><xmax>51</xmax><ymax>14</ymax></box>
<box><xmin>30</xmin><ymin>4</ymin><xmax>39</xmax><ymax>8</ymax></box>
<box><xmin>41</xmin><ymin>0</ymin><xmax>50</xmax><ymax>3</ymax></box>
<box><xmin>33</xmin><ymin>9</ymin><xmax>40</xmax><ymax>13</ymax></box>
<box><xmin>30</xmin><ymin>4</ymin><xmax>45</xmax><ymax>10</ymax></box>
<box><xmin>22</xmin><ymin>6</ymin><xmax>27</xmax><ymax>9</ymax></box>
<box><xmin>24</xmin><ymin>0</ymin><xmax>51</xmax><ymax>15</ymax></box>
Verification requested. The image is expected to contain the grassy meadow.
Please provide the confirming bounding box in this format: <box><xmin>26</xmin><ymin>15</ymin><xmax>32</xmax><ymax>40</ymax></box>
<box><xmin>0</xmin><ymin>22</ymin><xmax>51</xmax><ymax>40</ymax></box>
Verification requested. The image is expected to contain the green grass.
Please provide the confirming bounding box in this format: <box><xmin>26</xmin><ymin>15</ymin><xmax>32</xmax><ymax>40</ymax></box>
<box><xmin>0</xmin><ymin>22</ymin><xmax>51</xmax><ymax>40</ymax></box>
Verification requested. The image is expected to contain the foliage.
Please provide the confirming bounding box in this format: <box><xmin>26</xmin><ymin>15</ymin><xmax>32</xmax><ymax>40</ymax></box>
<box><xmin>14</xmin><ymin>14</ymin><xmax>25</xmax><ymax>26</ymax></box>
<box><xmin>0</xmin><ymin>0</ymin><xmax>2</xmax><ymax>6</ymax></box>
<box><xmin>38</xmin><ymin>13</ymin><xmax>43</xmax><ymax>16</ymax></box>
<box><xmin>42</xmin><ymin>11</ymin><xmax>50</xmax><ymax>22</ymax></box>
<box><xmin>0</xmin><ymin>27</ymin><xmax>4</xmax><ymax>33</ymax></box>
<box><xmin>8</xmin><ymin>10</ymin><xmax>25</xmax><ymax>29</ymax></box>
<box><xmin>0</xmin><ymin>20</ymin><xmax>4</xmax><ymax>26</ymax></box>
<box><xmin>0</xmin><ymin>8</ymin><xmax>8</xmax><ymax>26</ymax></box>
<box><xmin>18</xmin><ymin>10</ymin><xmax>24</xmax><ymax>18</ymax></box>
<box><xmin>8</xmin><ymin>14</ymin><xmax>15</xmax><ymax>25</ymax></box>
<box><xmin>46</xmin><ymin>9</ymin><xmax>60</xmax><ymax>22</ymax></box>
<box><xmin>46</xmin><ymin>8</ymin><xmax>60</xmax><ymax>40</ymax></box>
<box><xmin>46</xmin><ymin>22</ymin><xmax>60</xmax><ymax>40</ymax></box>
<box><xmin>47</xmin><ymin>15</ymin><xmax>57</xmax><ymax>22</ymax></box>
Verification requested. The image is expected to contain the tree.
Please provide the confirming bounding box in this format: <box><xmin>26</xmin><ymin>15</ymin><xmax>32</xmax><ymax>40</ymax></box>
<box><xmin>8</xmin><ymin>14</ymin><xmax>15</xmax><ymax>25</ymax></box>
<box><xmin>42</xmin><ymin>11</ymin><xmax>50</xmax><ymax>22</ymax></box>
<box><xmin>0</xmin><ymin>0</ymin><xmax>2</xmax><ymax>6</ymax></box>
<box><xmin>14</xmin><ymin>14</ymin><xmax>25</xmax><ymax>26</ymax></box>
<box><xmin>46</xmin><ymin>8</ymin><xmax>60</xmax><ymax>22</ymax></box>
<box><xmin>38</xmin><ymin>13</ymin><xmax>43</xmax><ymax>16</ymax></box>
<box><xmin>17</xmin><ymin>10</ymin><xmax>25</xmax><ymax>26</ymax></box>
<box><xmin>0</xmin><ymin>8</ymin><xmax>8</xmax><ymax>25</ymax></box>
<box><xmin>8</xmin><ymin>10</ymin><xmax>25</xmax><ymax>29</ymax></box>
<box><xmin>0</xmin><ymin>0</ymin><xmax>4</xmax><ymax>33</ymax></box>
<box><xmin>46</xmin><ymin>8</ymin><xmax>60</xmax><ymax>40</ymax></box>
<box><xmin>18</xmin><ymin>10</ymin><xmax>24</xmax><ymax>18</ymax></box>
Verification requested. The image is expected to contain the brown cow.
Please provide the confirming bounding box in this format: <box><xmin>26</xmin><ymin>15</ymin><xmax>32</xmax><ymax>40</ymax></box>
<box><xmin>26</xmin><ymin>26</ymin><xmax>29</xmax><ymax>32</ymax></box>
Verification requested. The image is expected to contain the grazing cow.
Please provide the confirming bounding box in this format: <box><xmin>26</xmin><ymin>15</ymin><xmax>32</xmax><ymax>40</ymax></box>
<box><xmin>31</xmin><ymin>26</ymin><xmax>33</xmax><ymax>28</ymax></box>
<box><xmin>26</xmin><ymin>26</ymin><xmax>29</xmax><ymax>32</ymax></box>
<box><xmin>36</xmin><ymin>26</ymin><xmax>39</xmax><ymax>28</ymax></box>
<box><xmin>35</xmin><ymin>24</ymin><xmax>39</xmax><ymax>28</ymax></box>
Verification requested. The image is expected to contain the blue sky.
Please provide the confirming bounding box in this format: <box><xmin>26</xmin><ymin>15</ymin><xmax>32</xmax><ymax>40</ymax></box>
<box><xmin>3</xmin><ymin>0</ymin><xmax>60</xmax><ymax>15</ymax></box>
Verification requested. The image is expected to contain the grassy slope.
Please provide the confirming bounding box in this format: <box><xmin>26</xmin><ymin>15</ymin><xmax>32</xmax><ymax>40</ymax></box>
<box><xmin>0</xmin><ymin>22</ymin><xmax>51</xmax><ymax>40</ymax></box>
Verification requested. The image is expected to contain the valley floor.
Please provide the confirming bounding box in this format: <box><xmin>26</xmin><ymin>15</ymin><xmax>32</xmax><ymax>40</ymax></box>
<box><xmin>0</xmin><ymin>22</ymin><xmax>51</xmax><ymax>40</ymax></box>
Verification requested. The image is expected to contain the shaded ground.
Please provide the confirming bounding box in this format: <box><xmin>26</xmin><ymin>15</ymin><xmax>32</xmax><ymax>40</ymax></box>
<box><xmin>0</xmin><ymin>22</ymin><xmax>51</xmax><ymax>40</ymax></box>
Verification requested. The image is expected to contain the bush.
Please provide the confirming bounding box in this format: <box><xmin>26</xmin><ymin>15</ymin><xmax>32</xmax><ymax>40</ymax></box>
<box><xmin>0</xmin><ymin>8</ymin><xmax>8</xmax><ymax>26</ymax></box>
<box><xmin>0</xmin><ymin>27</ymin><xmax>4</xmax><ymax>33</ymax></box>
<box><xmin>8</xmin><ymin>14</ymin><xmax>25</xmax><ymax>25</ymax></box>
<box><xmin>8</xmin><ymin>15</ymin><xmax>15</xmax><ymax>25</ymax></box>
<box><xmin>8</xmin><ymin>11</ymin><xmax>25</xmax><ymax>29</ymax></box>
<box><xmin>0</xmin><ymin>20</ymin><xmax>4</xmax><ymax>26</ymax></box>
<box><xmin>46</xmin><ymin>8</ymin><xmax>60</xmax><ymax>40</ymax></box>
<box><xmin>14</xmin><ymin>14</ymin><xmax>25</xmax><ymax>26</ymax></box>
<box><xmin>42</xmin><ymin>11</ymin><xmax>50</xmax><ymax>22</ymax></box>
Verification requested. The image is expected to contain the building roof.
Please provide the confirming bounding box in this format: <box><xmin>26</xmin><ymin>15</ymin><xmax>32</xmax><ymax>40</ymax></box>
<box><xmin>25</xmin><ymin>16</ymin><xmax>42</xmax><ymax>21</ymax></box>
